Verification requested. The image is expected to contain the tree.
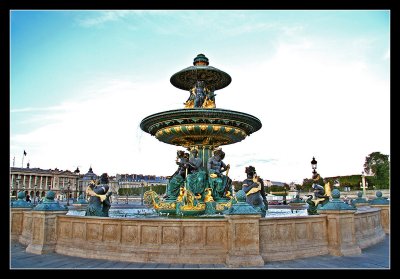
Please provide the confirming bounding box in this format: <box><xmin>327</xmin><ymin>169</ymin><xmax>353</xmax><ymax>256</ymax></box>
<box><xmin>363</xmin><ymin>152</ymin><xmax>390</xmax><ymax>189</ymax></box>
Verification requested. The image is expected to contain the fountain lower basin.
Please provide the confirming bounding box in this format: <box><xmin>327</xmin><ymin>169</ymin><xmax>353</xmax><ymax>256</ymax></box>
<box><xmin>66</xmin><ymin>207</ymin><xmax>308</xmax><ymax>218</ymax></box>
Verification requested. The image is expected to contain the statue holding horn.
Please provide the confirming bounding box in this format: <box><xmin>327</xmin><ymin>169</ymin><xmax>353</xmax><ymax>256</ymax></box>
<box><xmin>207</xmin><ymin>148</ymin><xmax>232</xmax><ymax>200</ymax></box>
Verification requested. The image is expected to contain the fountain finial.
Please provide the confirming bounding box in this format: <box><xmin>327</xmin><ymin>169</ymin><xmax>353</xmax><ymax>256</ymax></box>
<box><xmin>193</xmin><ymin>54</ymin><xmax>209</xmax><ymax>66</ymax></box>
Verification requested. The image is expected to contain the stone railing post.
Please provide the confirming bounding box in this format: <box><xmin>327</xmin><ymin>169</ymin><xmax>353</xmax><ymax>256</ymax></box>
<box><xmin>11</xmin><ymin>191</ymin><xmax>34</xmax><ymax>243</ymax></box>
<box><xmin>351</xmin><ymin>191</ymin><xmax>370</xmax><ymax>208</ymax></box>
<box><xmin>11</xmin><ymin>208</ymin><xmax>33</xmax><ymax>242</ymax></box>
<box><xmin>26</xmin><ymin>191</ymin><xmax>68</xmax><ymax>254</ymax></box>
<box><xmin>224</xmin><ymin>190</ymin><xmax>264</xmax><ymax>268</ymax></box>
<box><xmin>318</xmin><ymin>189</ymin><xmax>361</xmax><ymax>256</ymax></box>
<box><xmin>369</xmin><ymin>191</ymin><xmax>390</xmax><ymax>234</ymax></box>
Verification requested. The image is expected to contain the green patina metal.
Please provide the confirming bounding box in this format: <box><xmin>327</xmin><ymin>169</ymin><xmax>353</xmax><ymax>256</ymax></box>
<box><xmin>170</xmin><ymin>54</ymin><xmax>231</xmax><ymax>91</ymax></box>
<box><xmin>140</xmin><ymin>54</ymin><xmax>262</xmax><ymax>216</ymax></box>
<box><xmin>33</xmin><ymin>190</ymin><xmax>68</xmax><ymax>211</ymax></box>
<box><xmin>140</xmin><ymin>109</ymin><xmax>261</xmax><ymax>147</ymax></box>
<box><xmin>369</xmin><ymin>191</ymin><xmax>390</xmax><ymax>205</ymax></box>
<box><xmin>10</xmin><ymin>191</ymin><xmax>34</xmax><ymax>208</ymax></box>
<box><xmin>226</xmin><ymin>190</ymin><xmax>261</xmax><ymax>215</ymax></box>
<box><xmin>289</xmin><ymin>193</ymin><xmax>307</xmax><ymax>213</ymax></box>
<box><xmin>351</xmin><ymin>191</ymin><xmax>369</xmax><ymax>206</ymax></box>
<box><xmin>317</xmin><ymin>189</ymin><xmax>356</xmax><ymax>211</ymax></box>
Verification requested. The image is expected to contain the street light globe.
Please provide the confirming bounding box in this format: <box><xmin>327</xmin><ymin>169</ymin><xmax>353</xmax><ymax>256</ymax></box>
<box><xmin>311</xmin><ymin>156</ymin><xmax>317</xmax><ymax>170</ymax></box>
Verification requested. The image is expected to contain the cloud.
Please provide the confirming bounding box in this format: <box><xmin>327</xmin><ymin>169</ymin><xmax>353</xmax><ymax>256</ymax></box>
<box><xmin>10</xmin><ymin>25</ymin><xmax>389</xmax><ymax>184</ymax></box>
<box><xmin>76</xmin><ymin>10</ymin><xmax>169</xmax><ymax>27</ymax></box>
<box><xmin>11</xmin><ymin>106</ymin><xmax>66</xmax><ymax>113</ymax></box>
<box><xmin>77</xmin><ymin>11</ymin><xmax>132</xmax><ymax>27</ymax></box>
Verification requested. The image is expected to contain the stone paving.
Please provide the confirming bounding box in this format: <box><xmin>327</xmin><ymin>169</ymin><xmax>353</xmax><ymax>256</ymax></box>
<box><xmin>10</xmin><ymin>235</ymin><xmax>389</xmax><ymax>269</ymax></box>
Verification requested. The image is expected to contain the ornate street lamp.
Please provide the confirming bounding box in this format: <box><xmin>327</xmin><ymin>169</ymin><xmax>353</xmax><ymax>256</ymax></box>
<box><xmin>311</xmin><ymin>156</ymin><xmax>318</xmax><ymax>171</ymax></box>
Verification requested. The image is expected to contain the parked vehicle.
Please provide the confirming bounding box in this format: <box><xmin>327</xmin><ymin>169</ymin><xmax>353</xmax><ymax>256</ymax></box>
<box><xmin>268</xmin><ymin>200</ymin><xmax>282</xmax><ymax>205</ymax></box>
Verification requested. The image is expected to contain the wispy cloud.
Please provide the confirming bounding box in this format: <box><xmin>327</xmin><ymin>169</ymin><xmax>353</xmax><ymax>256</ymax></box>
<box><xmin>234</xmin><ymin>158</ymin><xmax>278</xmax><ymax>168</ymax></box>
<box><xmin>10</xmin><ymin>77</ymin><xmax>185</xmax><ymax>175</ymax></box>
<box><xmin>76</xmin><ymin>10</ymin><xmax>168</xmax><ymax>27</ymax></box>
<box><xmin>77</xmin><ymin>11</ymin><xmax>132</xmax><ymax>27</ymax></box>
<box><xmin>11</xmin><ymin>105</ymin><xmax>67</xmax><ymax>113</ymax></box>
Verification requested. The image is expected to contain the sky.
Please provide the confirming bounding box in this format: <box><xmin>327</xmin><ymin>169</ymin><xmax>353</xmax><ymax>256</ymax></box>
<box><xmin>10</xmin><ymin>10</ymin><xmax>390</xmax><ymax>184</ymax></box>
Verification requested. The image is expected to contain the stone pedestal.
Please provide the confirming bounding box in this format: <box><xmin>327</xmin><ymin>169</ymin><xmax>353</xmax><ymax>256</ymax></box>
<box><xmin>224</xmin><ymin>189</ymin><xmax>265</xmax><ymax>267</ymax></box>
<box><xmin>11</xmin><ymin>208</ymin><xmax>32</xmax><ymax>242</ymax></box>
<box><xmin>317</xmin><ymin>189</ymin><xmax>361</xmax><ymax>256</ymax></box>
<box><xmin>370</xmin><ymin>204</ymin><xmax>390</xmax><ymax>234</ymax></box>
<box><xmin>26</xmin><ymin>210</ymin><xmax>68</xmax><ymax>254</ymax></box>
<box><xmin>322</xmin><ymin>210</ymin><xmax>361</xmax><ymax>256</ymax></box>
<box><xmin>19</xmin><ymin>211</ymin><xmax>33</xmax><ymax>245</ymax></box>
<box><xmin>225</xmin><ymin>214</ymin><xmax>264</xmax><ymax>267</ymax></box>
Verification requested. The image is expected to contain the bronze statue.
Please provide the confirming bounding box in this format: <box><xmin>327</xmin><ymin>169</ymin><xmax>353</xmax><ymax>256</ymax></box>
<box><xmin>207</xmin><ymin>149</ymin><xmax>231</xmax><ymax>200</ymax></box>
<box><xmin>306</xmin><ymin>172</ymin><xmax>330</xmax><ymax>215</ymax></box>
<box><xmin>242</xmin><ymin>166</ymin><xmax>267</xmax><ymax>217</ymax></box>
<box><xmin>194</xmin><ymin>80</ymin><xmax>206</xmax><ymax>108</ymax></box>
<box><xmin>85</xmin><ymin>173</ymin><xmax>112</xmax><ymax>217</ymax></box>
<box><xmin>165</xmin><ymin>150</ymin><xmax>189</xmax><ymax>200</ymax></box>
<box><xmin>184</xmin><ymin>88</ymin><xmax>196</xmax><ymax>108</ymax></box>
<box><xmin>186</xmin><ymin>148</ymin><xmax>207</xmax><ymax>198</ymax></box>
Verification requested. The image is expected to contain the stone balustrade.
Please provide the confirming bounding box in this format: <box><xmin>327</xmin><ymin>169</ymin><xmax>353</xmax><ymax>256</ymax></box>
<box><xmin>11</xmin><ymin>206</ymin><xmax>388</xmax><ymax>267</ymax></box>
<box><xmin>354</xmin><ymin>207</ymin><xmax>386</xmax><ymax>248</ymax></box>
<box><xmin>259</xmin><ymin>215</ymin><xmax>328</xmax><ymax>261</ymax></box>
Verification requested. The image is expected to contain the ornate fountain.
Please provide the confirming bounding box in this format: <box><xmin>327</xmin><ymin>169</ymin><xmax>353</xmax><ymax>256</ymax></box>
<box><xmin>140</xmin><ymin>54</ymin><xmax>262</xmax><ymax>215</ymax></box>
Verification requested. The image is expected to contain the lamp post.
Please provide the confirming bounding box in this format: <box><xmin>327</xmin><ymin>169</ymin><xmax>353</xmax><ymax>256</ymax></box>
<box><xmin>311</xmin><ymin>156</ymin><xmax>318</xmax><ymax>174</ymax></box>
<box><xmin>141</xmin><ymin>181</ymin><xmax>144</xmax><ymax>205</ymax></box>
<box><xmin>74</xmin><ymin>167</ymin><xmax>80</xmax><ymax>200</ymax></box>
<box><xmin>67</xmin><ymin>182</ymin><xmax>71</xmax><ymax>206</ymax></box>
<box><xmin>283</xmin><ymin>186</ymin><xmax>287</xmax><ymax>205</ymax></box>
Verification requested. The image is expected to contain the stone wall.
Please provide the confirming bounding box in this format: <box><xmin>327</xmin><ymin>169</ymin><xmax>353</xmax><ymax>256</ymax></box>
<box><xmin>11</xmin><ymin>206</ymin><xmax>387</xmax><ymax>266</ymax></box>
<box><xmin>55</xmin><ymin>216</ymin><xmax>229</xmax><ymax>265</ymax></box>
<box><xmin>259</xmin><ymin>215</ymin><xmax>329</xmax><ymax>261</ymax></box>
<box><xmin>370</xmin><ymin>205</ymin><xmax>390</xmax><ymax>234</ymax></box>
<box><xmin>19</xmin><ymin>211</ymin><xmax>33</xmax><ymax>246</ymax></box>
<box><xmin>354</xmin><ymin>207</ymin><xmax>386</xmax><ymax>248</ymax></box>
<box><xmin>11</xmin><ymin>208</ymin><xmax>31</xmax><ymax>242</ymax></box>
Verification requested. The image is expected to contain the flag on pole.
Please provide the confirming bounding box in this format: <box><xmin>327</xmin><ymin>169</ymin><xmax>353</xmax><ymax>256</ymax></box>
<box><xmin>24</xmin><ymin>150</ymin><xmax>27</xmax><ymax>156</ymax></box>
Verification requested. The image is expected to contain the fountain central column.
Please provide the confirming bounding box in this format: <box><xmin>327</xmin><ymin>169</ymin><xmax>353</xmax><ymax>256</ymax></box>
<box><xmin>140</xmin><ymin>54</ymin><xmax>262</xmax><ymax>215</ymax></box>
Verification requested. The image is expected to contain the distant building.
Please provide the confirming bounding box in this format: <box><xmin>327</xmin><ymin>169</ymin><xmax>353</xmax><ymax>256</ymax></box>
<box><xmin>81</xmin><ymin>166</ymin><xmax>98</xmax><ymax>196</ymax></box>
<box><xmin>115</xmin><ymin>173</ymin><xmax>168</xmax><ymax>193</ymax></box>
<box><xmin>264</xmin><ymin>180</ymin><xmax>286</xmax><ymax>187</ymax></box>
<box><xmin>10</xmin><ymin>165</ymin><xmax>169</xmax><ymax>199</ymax></box>
<box><xmin>10</xmin><ymin>167</ymin><xmax>79</xmax><ymax>200</ymax></box>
